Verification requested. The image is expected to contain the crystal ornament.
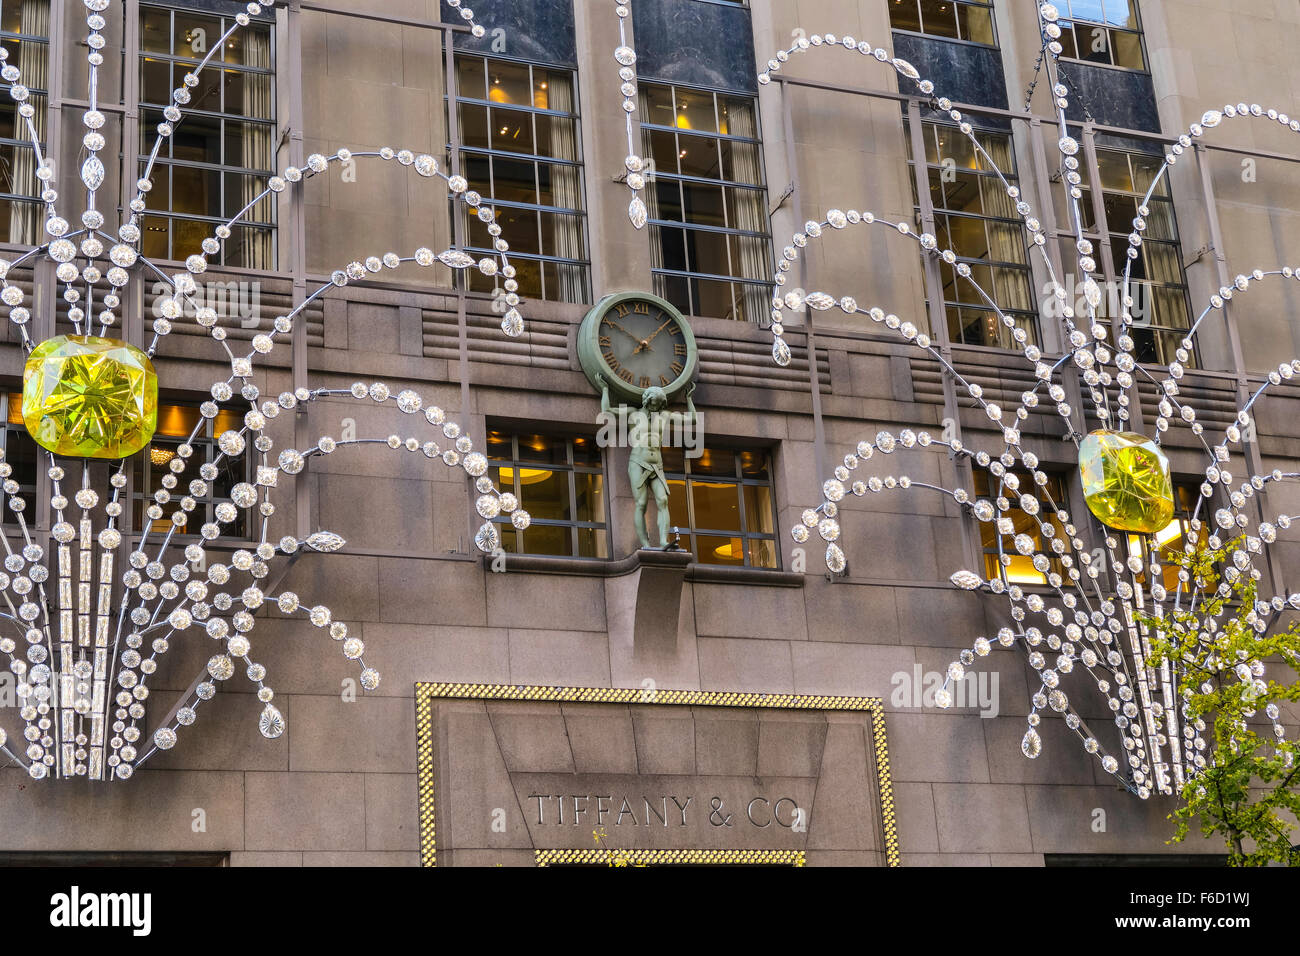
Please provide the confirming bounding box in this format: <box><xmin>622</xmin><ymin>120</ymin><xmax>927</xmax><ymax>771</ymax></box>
<box><xmin>22</xmin><ymin>335</ymin><xmax>158</xmax><ymax>459</ymax></box>
<box><xmin>258</xmin><ymin>704</ymin><xmax>285</xmax><ymax>739</ymax></box>
<box><xmin>1078</xmin><ymin>430</ymin><xmax>1174</xmax><ymax>534</ymax></box>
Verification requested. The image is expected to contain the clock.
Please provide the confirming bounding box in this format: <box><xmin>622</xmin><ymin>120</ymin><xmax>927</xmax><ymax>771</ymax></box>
<box><xmin>577</xmin><ymin>291</ymin><xmax>698</xmax><ymax>404</ymax></box>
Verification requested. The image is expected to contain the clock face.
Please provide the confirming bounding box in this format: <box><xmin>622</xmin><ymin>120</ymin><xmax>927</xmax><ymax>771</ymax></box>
<box><xmin>578</xmin><ymin>293</ymin><xmax>697</xmax><ymax>402</ymax></box>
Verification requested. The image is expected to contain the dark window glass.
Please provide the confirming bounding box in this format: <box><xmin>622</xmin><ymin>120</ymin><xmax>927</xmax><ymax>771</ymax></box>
<box><xmin>905</xmin><ymin>119</ymin><xmax>1039</xmax><ymax>349</ymax></box>
<box><xmin>450</xmin><ymin>53</ymin><xmax>590</xmax><ymax>304</ymax></box>
<box><xmin>138</xmin><ymin>3</ymin><xmax>275</xmax><ymax>268</ymax></box>
<box><xmin>639</xmin><ymin>82</ymin><xmax>772</xmax><ymax>323</ymax></box>
<box><xmin>890</xmin><ymin>0</ymin><xmax>998</xmax><ymax>45</ymax></box>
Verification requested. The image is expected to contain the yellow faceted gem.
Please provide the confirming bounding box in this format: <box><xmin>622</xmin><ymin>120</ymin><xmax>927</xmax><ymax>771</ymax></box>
<box><xmin>22</xmin><ymin>335</ymin><xmax>158</xmax><ymax>460</ymax></box>
<box><xmin>1079</xmin><ymin>429</ymin><xmax>1174</xmax><ymax>534</ymax></box>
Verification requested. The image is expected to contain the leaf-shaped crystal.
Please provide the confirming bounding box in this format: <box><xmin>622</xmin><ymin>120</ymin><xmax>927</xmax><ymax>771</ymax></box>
<box><xmin>305</xmin><ymin>531</ymin><xmax>346</xmax><ymax>553</ymax></box>
<box><xmin>892</xmin><ymin>57</ymin><xmax>920</xmax><ymax>80</ymax></box>
<box><xmin>949</xmin><ymin>570</ymin><xmax>983</xmax><ymax>590</ymax></box>
<box><xmin>629</xmin><ymin>196</ymin><xmax>647</xmax><ymax>229</ymax></box>
<box><xmin>805</xmin><ymin>292</ymin><xmax>836</xmax><ymax>311</ymax></box>
<box><xmin>80</xmin><ymin>156</ymin><xmax>105</xmax><ymax>191</ymax></box>
<box><xmin>436</xmin><ymin>250</ymin><xmax>475</xmax><ymax>269</ymax></box>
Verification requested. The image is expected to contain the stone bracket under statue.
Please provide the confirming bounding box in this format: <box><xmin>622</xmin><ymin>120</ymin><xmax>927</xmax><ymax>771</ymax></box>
<box><xmin>604</xmin><ymin>549</ymin><xmax>692</xmax><ymax>657</ymax></box>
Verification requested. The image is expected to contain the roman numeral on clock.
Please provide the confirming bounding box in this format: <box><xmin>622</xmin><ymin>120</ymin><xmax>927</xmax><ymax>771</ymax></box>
<box><xmin>639</xmin><ymin>376</ymin><xmax>651</xmax><ymax>388</ymax></box>
<box><xmin>618</xmin><ymin>367</ymin><xmax>634</xmax><ymax>383</ymax></box>
<box><xmin>670</xmin><ymin>361</ymin><xmax>684</xmax><ymax>376</ymax></box>
<box><xmin>674</xmin><ymin>343</ymin><xmax>687</xmax><ymax>355</ymax></box>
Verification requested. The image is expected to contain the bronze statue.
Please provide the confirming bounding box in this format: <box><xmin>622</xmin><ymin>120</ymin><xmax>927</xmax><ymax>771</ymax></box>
<box><xmin>598</xmin><ymin>377</ymin><xmax>697</xmax><ymax>549</ymax></box>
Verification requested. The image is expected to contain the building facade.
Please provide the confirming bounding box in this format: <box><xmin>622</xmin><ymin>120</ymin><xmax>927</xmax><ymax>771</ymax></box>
<box><xmin>1</xmin><ymin>0</ymin><xmax>1298</xmax><ymax>865</ymax></box>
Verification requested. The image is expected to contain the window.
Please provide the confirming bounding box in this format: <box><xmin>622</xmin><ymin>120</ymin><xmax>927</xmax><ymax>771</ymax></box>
<box><xmin>486</xmin><ymin>428</ymin><xmax>607</xmax><ymax>557</ymax></box>
<box><xmin>973</xmin><ymin>470</ymin><xmax>1068</xmax><ymax>585</ymax></box>
<box><xmin>133</xmin><ymin>402</ymin><xmax>248</xmax><ymax>537</ymax></box>
<box><xmin>1</xmin><ymin>393</ymin><xmax>38</xmax><ymax>522</ymax></box>
<box><xmin>888</xmin><ymin>0</ymin><xmax>996</xmax><ymax>45</ymax></box>
<box><xmin>1064</xmin><ymin>142</ymin><xmax>1193</xmax><ymax>366</ymax></box>
<box><xmin>905</xmin><ymin>120</ymin><xmax>1038</xmax><ymax>349</ymax></box>
<box><xmin>639</xmin><ymin>82</ymin><xmax>772</xmax><ymax>324</ymax></box>
<box><xmin>1054</xmin><ymin>0</ymin><xmax>1146</xmax><ymax>70</ymax></box>
<box><xmin>1130</xmin><ymin>481</ymin><xmax>1203</xmax><ymax>594</ymax></box>
<box><xmin>139</xmin><ymin>3</ymin><xmax>275</xmax><ymax>268</ymax></box>
<box><xmin>0</xmin><ymin>0</ymin><xmax>49</xmax><ymax>245</ymax></box>
<box><xmin>661</xmin><ymin>446</ymin><xmax>778</xmax><ymax>568</ymax></box>
<box><xmin>450</xmin><ymin>54</ymin><xmax>590</xmax><ymax>303</ymax></box>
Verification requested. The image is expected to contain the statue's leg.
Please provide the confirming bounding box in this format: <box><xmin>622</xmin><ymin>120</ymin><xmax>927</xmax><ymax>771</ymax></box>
<box><xmin>632</xmin><ymin>486</ymin><xmax>651</xmax><ymax>548</ymax></box>
<box><xmin>653</xmin><ymin>479</ymin><xmax>671</xmax><ymax>549</ymax></box>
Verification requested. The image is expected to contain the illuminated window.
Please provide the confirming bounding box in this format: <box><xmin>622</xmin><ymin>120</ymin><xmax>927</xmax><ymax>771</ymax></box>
<box><xmin>1130</xmin><ymin>482</ymin><xmax>1204</xmax><ymax>594</ymax></box>
<box><xmin>1064</xmin><ymin>141</ymin><xmax>1193</xmax><ymax>366</ymax></box>
<box><xmin>889</xmin><ymin>0</ymin><xmax>997</xmax><ymax>46</ymax></box>
<box><xmin>639</xmin><ymin>82</ymin><xmax>772</xmax><ymax>324</ymax></box>
<box><xmin>973</xmin><ymin>470</ymin><xmax>1068</xmax><ymax>584</ymax></box>
<box><xmin>0</xmin><ymin>0</ymin><xmax>49</xmax><ymax>245</ymax></box>
<box><xmin>450</xmin><ymin>54</ymin><xmax>590</xmax><ymax>303</ymax></box>
<box><xmin>139</xmin><ymin>3</ymin><xmax>275</xmax><ymax>268</ymax></box>
<box><xmin>1054</xmin><ymin>0</ymin><xmax>1147</xmax><ymax>71</ymax></box>
<box><xmin>905</xmin><ymin>119</ymin><xmax>1038</xmax><ymax>349</ymax></box>
<box><xmin>3</xmin><ymin>394</ymin><xmax>246</xmax><ymax>536</ymax></box>
<box><xmin>0</xmin><ymin>393</ymin><xmax>38</xmax><ymax>523</ymax></box>
<box><xmin>660</xmin><ymin>446</ymin><xmax>778</xmax><ymax>569</ymax></box>
<box><xmin>486</xmin><ymin>428</ymin><xmax>607</xmax><ymax>557</ymax></box>
<box><xmin>132</xmin><ymin>401</ymin><xmax>248</xmax><ymax>537</ymax></box>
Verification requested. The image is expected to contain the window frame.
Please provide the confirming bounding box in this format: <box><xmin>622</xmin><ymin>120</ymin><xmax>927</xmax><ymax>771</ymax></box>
<box><xmin>447</xmin><ymin>51</ymin><xmax>592</xmax><ymax>304</ymax></box>
<box><xmin>887</xmin><ymin>0</ymin><xmax>1000</xmax><ymax>48</ymax></box>
<box><xmin>0</xmin><ymin>391</ymin><xmax>38</xmax><ymax>523</ymax></box>
<box><xmin>639</xmin><ymin>80</ymin><xmax>774</xmax><ymax>324</ymax></box>
<box><xmin>973</xmin><ymin>468</ymin><xmax>1070</xmax><ymax>586</ymax></box>
<box><xmin>1065</xmin><ymin>139</ymin><xmax>1196</xmax><ymax>366</ymax></box>
<box><xmin>486</xmin><ymin>427</ymin><xmax>609</xmax><ymax>559</ymax></box>
<box><xmin>0</xmin><ymin>3</ymin><xmax>50</xmax><ymax>242</ymax></box>
<box><xmin>661</xmin><ymin>445</ymin><xmax>780</xmax><ymax>570</ymax></box>
<box><xmin>131</xmin><ymin>398</ymin><xmax>252</xmax><ymax>540</ymax></box>
<box><xmin>905</xmin><ymin>117</ymin><xmax>1041</xmax><ymax>350</ymax></box>
<box><xmin>1055</xmin><ymin>0</ymin><xmax>1150</xmax><ymax>73</ymax></box>
<box><xmin>137</xmin><ymin>1</ymin><xmax>277</xmax><ymax>267</ymax></box>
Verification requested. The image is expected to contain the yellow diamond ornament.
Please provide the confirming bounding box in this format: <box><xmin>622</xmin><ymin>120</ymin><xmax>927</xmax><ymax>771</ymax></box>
<box><xmin>22</xmin><ymin>335</ymin><xmax>158</xmax><ymax>460</ymax></box>
<box><xmin>1078</xmin><ymin>429</ymin><xmax>1174</xmax><ymax>534</ymax></box>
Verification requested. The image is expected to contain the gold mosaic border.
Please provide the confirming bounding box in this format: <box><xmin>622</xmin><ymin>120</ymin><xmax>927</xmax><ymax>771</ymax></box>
<box><xmin>415</xmin><ymin>682</ymin><xmax>900</xmax><ymax>868</ymax></box>
<box><xmin>536</xmin><ymin>849</ymin><xmax>806</xmax><ymax>867</ymax></box>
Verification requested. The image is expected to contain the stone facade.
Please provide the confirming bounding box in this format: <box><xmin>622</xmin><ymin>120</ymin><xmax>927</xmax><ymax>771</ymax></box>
<box><xmin>3</xmin><ymin>0</ymin><xmax>1299</xmax><ymax>866</ymax></box>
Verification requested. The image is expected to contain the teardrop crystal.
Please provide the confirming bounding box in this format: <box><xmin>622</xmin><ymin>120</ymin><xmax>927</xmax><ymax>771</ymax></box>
<box><xmin>259</xmin><ymin>704</ymin><xmax>285</xmax><ymax>739</ymax></box>
<box><xmin>81</xmin><ymin>156</ymin><xmax>105</xmax><ymax>191</ymax></box>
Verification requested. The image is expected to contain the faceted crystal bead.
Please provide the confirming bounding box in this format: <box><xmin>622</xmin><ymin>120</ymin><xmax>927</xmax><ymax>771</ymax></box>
<box><xmin>22</xmin><ymin>335</ymin><xmax>158</xmax><ymax>459</ymax></box>
<box><xmin>1078</xmin><ymin>430</ymin><xmax>1173</xmax><ymax>534</ymax></box>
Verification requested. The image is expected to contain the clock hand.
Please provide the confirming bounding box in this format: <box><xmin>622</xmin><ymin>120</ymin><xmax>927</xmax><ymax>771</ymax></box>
<box><xmin>604</xmin><ymin>319</ymin><xmax>646</xmax><ymax>347</ymax></box>
<box><xmin>633</xmin><ymin>318</ymin><xmax>674</xmax><ymax>353</ymax></box>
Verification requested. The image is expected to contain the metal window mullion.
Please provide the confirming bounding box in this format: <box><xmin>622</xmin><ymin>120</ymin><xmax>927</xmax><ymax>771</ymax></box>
<box><xmin>1081</xmin><ymin>124</ymin><xmax>1145</xmax><ymax>434</ymax></box>
<box><xmin>908</xmin><ymin>102</ymin><xmax>980</xmax><ymax>575</ymax></box>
